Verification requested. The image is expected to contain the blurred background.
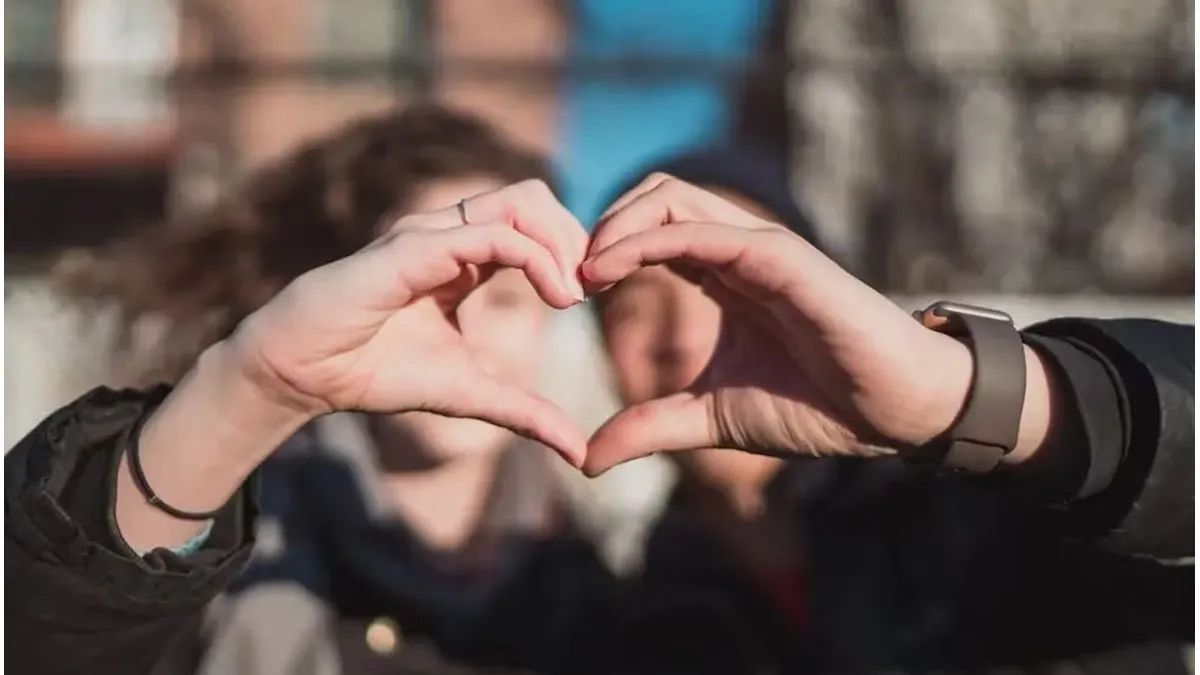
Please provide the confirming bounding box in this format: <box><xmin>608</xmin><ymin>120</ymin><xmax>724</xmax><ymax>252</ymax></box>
<box><xmin>4</xmin><ymin>1</ymin><xmax>1194</xmax><ymax>451</ymax></box>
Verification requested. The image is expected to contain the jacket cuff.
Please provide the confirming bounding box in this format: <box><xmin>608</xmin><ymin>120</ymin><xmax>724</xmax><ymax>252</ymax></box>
<box><xmin>1023</xmin><ymin>319</ymin><xmax>1192</xmax><ymax>559</ymax></box>
<box><xmin>6</xmin><ymin>386</ymin><xmax>258</xmax><ymax>609</ymax></box>
<box><xmin>1017</xmin><ymin>333</ymin><xmax>1126</xmax><ymax>500</ymax></box>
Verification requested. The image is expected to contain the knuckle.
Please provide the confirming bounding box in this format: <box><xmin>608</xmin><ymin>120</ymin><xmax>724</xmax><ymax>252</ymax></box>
<box><xmin>745</xmin><ymin>230</ymin><xmax>785</xmax><ymax>258</ymax></box>
<box><xmin>656</xmin><ymin>176</ymin><xmax>682</xmax><ymax>195</ymax></box>
<box><xmin>752</xmin><ymin>229</ymin><xmax>803</xmax><ymax>265</ymax></box>
<box><xmin>657</xmin><ymin>175</ymin><xmax>692</xmax><ymax>194</ymax></box>
<box><xmin>384</xmin><ymin>214</ymin><xmax>432</xmax><ymax>239</ymax></box>
<box><xmin>387</xmin><ymin>229</ymin><xmax>435</xmax><ymax>260</ymax></box>
<box><xmin>281</xmin><ymin>266</ymin><xmax>329</xmax><ymax>303</ymax></box>
<box><xmin>518</xmin><ymin>178</ymin><xmax>552</xmax><ymax>199</ymax></box>
<box><xmin>389</xmin><ymin>227</ymin><xmax>429</xmax><ymax>247</ymax></box>
<box><xmin>480</xmin><ymin>222</ymin><xmax>517</xmax><ymax>243</ymax></box>
<box><xmin>389</xmin><ymin>213</ymin><xmax>425</xmax><ymax>233</ymax></box>
<box><xmin>757</xmin><ymin>227</ymin><xmax>798</xmax><ymax>246</ymax></box>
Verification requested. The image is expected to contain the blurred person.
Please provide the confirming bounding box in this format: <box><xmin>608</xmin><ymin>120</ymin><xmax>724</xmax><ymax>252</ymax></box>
<box><xmin>593</xmin><ymin>146</ymin><xmax>823</xmax><ymax>673</ymax></box>
<box><xmin>39</xmin><ymin>105</ymin><xmax>616</xmax><ymax>675</ymax></box>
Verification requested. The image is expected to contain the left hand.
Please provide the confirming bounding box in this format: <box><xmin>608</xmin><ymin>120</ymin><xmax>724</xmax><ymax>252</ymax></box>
<box><xmin>226</xmin><ymin>179</ymin><xmax>590</xmax><ymax>464</ymax></box>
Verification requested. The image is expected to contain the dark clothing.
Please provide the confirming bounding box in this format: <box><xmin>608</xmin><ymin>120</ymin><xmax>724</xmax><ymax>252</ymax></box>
<box><xmin>6</xmin><ymin>319</ymin><xmax>1194</xmax><ymax>675</ymax></box>
<box><xmin>611</xmin><ymin>144</ymin><xmax>821</xmax><ymax>245</ymax></box>
<box><xmin>6</xmin><ymin>386</ymin><xmax>257</xmax><ymax>675</ymax></box>
<box><xmin>618</xmin><ymin>482</ymin><xmax>816</xmax><ymax>675</ymax></box>
<box><xmin>216</xmin><ymin>414</ymin><xmax>615</xmax><ymax>675</ymax></box>
<box><xmin>629</xmin><ymin>319</ymin><xmax>1193</xmax><ymax>674</ymax></box>
<box><xmin>801</xmin><ymin>458</ymin><xmax>1191</xmax><ymax>674</ymax></box>
<box><xmin>1026</xmin><ymin>319</ymin><xmax>1193</xmax><ymax>560</ymax></box>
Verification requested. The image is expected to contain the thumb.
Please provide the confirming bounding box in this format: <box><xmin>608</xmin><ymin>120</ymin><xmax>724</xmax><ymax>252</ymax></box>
<box><xmin>583</xmin><ymin>391</ymin><xmax>716</xmax><ymax>477</ymax></box>
<box><xmin>448</xmin><ymin>379</ymin><xmax>587</xmax><ymax>469</ymax></box>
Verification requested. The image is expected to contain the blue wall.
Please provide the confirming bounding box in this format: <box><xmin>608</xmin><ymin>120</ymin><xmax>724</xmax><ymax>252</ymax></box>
<box><xmin>560</xmin><ymin>0</ymin><xmax>772</xmax><ymax>226</ymax></box>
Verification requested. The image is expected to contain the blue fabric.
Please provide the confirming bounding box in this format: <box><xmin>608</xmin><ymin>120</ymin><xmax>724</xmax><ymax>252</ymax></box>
<box><xmin>142</xmin><ymin>520</ymin><xmax>214</xmax><ymax>558</ymax></box>
<box><xmin>560</xmin><ymin>0</ymin><xmax>773</xmax><ymax>225</ymax></box>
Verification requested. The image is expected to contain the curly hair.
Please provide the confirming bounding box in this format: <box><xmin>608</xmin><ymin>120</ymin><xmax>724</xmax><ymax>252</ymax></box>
<box><xmin>55</xmin><ymin>103</ymin><xmax>552</xmax><ymax>383</ymax></box>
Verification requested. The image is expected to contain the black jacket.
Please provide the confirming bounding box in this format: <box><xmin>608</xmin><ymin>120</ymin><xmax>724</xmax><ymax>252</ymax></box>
<box><xmin>6</xmin><ymin>319</ymin><xmax>1194</xmax><ymax>675</ymax></box>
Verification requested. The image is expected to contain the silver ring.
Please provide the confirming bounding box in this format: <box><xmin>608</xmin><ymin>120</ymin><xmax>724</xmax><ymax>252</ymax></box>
<box><xmin>457</xmin><ymin>198</ymin><xmax>470</xmax><ymax>225</ymax></box>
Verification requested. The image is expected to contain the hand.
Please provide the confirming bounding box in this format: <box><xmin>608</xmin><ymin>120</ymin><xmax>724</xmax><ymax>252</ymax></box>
<box><xmin>120</xmin><ymin>180</ymin><xmax>591</xmax><ymax>551</ymax></box>
<box><xmin>581</xmin><ymin>175</ymin><xmax>996</xmax><ymax>476</ymax></box>
<box><xmin>226</xmin><ymin>179</ymin><xmax>590</xmax><ymax>465</ymax></box>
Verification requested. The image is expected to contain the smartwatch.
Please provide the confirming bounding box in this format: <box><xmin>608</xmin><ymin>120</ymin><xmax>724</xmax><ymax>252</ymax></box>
<box><xmin>912</xmin><ymin>301</ymin><xmax>1026</xmax><ymax>473</ymax></box>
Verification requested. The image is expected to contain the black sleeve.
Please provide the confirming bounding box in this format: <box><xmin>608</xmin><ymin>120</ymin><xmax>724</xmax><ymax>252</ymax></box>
<box><xmin>1002</xmin><ymin>333</ymin><xmax>1126</xmax><ymax>502</ymax></box>
<box><xmin>1022</xmin><ymin>319</ymin><xmax>1193</xmax><ymax>560</ymax></box>
<box><xmin>5</xmin><ymin>387</ymin><xmax>258</xmax><ymax>675</ymax></box>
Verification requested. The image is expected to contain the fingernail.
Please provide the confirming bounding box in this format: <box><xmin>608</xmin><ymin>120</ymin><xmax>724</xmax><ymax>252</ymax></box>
<box><xmin>578</xmin><ymin>260</ymin><xmax>595</xmax><ymax>282</ymax></box>
<box><xmin>566</xmin><ymin>273</ymin><xmax>586</xmax><ymax>302</ymax></box>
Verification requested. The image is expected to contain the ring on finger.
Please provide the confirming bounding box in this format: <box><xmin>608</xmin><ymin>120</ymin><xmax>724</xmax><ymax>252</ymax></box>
<box><xmin>457</xmin><ymin>198</ymin><xmax>470</xmax><ymax>226</ymax></box>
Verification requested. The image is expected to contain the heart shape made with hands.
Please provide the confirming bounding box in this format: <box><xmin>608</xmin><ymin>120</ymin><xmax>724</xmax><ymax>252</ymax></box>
<box><xmin>572</xmin><ymin>173</ymin><xmax>951</xmax><ymax>477</ymax></box>
<box><xmin>388</xmin><ymin>177</ymin><xmax>789</xmax><ymax>475</ymax></box>
<box><xmin>251</xmin><ymin>177</ymin><xmax>956</xmax><ymax>480</ymax></box>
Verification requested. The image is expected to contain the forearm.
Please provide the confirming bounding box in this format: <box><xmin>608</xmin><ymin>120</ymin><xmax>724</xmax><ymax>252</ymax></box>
<box><xmin>115</xmin><ymin>340</ymin><xmax>310</xmax><ymax>551</ymax></box>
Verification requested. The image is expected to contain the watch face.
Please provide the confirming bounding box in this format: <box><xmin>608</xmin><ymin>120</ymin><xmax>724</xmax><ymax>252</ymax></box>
<box><xmin>926</xmin><ymin>301</ymin><xmax>1014</xmax><ymax>325</ymax></box>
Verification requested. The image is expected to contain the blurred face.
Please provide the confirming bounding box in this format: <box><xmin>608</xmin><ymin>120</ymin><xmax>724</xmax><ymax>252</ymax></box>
<box><xmin>601</xmin><ymin>264</ymin><xmax>722</xmax><ymax>405</ymax></box>
<box><xmin>600</xmin><ymin>187</ymin><xmax>783</xmax><ymax>499</ymax></box>
<box><xmin>601</xmin><ymin>187</ymin><xmax>776</xmax><ymax>406</ymax></box>
<box><xmin>379</xmin><ymin>176</ymin><xmax>549</xmax><ymax>465</ymax></box>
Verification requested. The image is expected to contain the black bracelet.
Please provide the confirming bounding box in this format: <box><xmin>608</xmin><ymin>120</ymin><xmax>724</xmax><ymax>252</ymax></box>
<box><xmin>125</xmin><ymin>408</ymin><xmax>224</xmax><ymax>521</ymax></box>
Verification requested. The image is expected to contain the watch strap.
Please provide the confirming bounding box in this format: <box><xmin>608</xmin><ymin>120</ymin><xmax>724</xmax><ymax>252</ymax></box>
<box><xmin>947</xmin><ymin>312</ymin><xmax>1026</xmax><ymax>471</ymax></box>
<box><xmin>920</xmin><ymin>306</ymin><xmax>1026</xmax><ymax>473</ymax></box>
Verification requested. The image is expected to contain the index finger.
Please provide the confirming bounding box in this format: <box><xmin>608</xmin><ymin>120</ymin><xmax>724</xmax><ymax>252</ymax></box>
<box><xmin>585</xmin><ymin>179</ymin><xmax>777</xmax><ymax>296</ymax></box>
<box><xmin>583</xmin><ymin>222</ymin><xmax>752</xmax><ymax>287</ymax></box>
<box><xmin>582</xmin><ymin>222</ymin><xmax>820</xmax><ymax>307</ymax></box>
<box><xmin>588</xmin><ymin>176</ymin><xmax>773</xmax><ymax>260</ymax></box>
<box><xmin>394</xmin><ymin>179</ymin><xmax>588</xmax><ymax>300</ymax></box>
<box><xmin>394</xmin><ymin>223</ymin><xmax>580</xmax><ymax>310</ymax></box>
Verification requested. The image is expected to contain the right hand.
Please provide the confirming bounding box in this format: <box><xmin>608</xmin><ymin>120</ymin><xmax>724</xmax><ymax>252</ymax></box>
<box><xmin>581</xmin><ymin>175</ymin><xmax>981</xmax><ymax>475</ymax></box>
<box><xmin>225</xmin><ymin>179</ymin><xmax>590</xmax><ymax>465</ymax></box>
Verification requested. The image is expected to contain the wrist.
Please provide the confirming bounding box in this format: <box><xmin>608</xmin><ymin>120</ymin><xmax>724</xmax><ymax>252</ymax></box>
<box><xmin>141</xmin><ymin>340</ymin><xmax>312</xmax><ymax>491</ymax></box>
<box><xmin>175</xmin><ymin>340</ymin><xmax>314</xmax><ymax>467</ymax></box>
<box><xmin>907</xmin><ymin>331</ymin><xmax>973</xmax><ymax>446</ymax></box>
<box><xmin>906</xmin><ymin>330</ymin><xmax>1055</xmax><ymax>466</ymax></box>
<box><xmin>224</xmin><ymin>320</ymin><xmax>333</xmax><ymax>421</ymax></box>
<box><xmin>116</xmin><ymin>341</ymin><xmax>311</xmax><ymax>551</ymax></box>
